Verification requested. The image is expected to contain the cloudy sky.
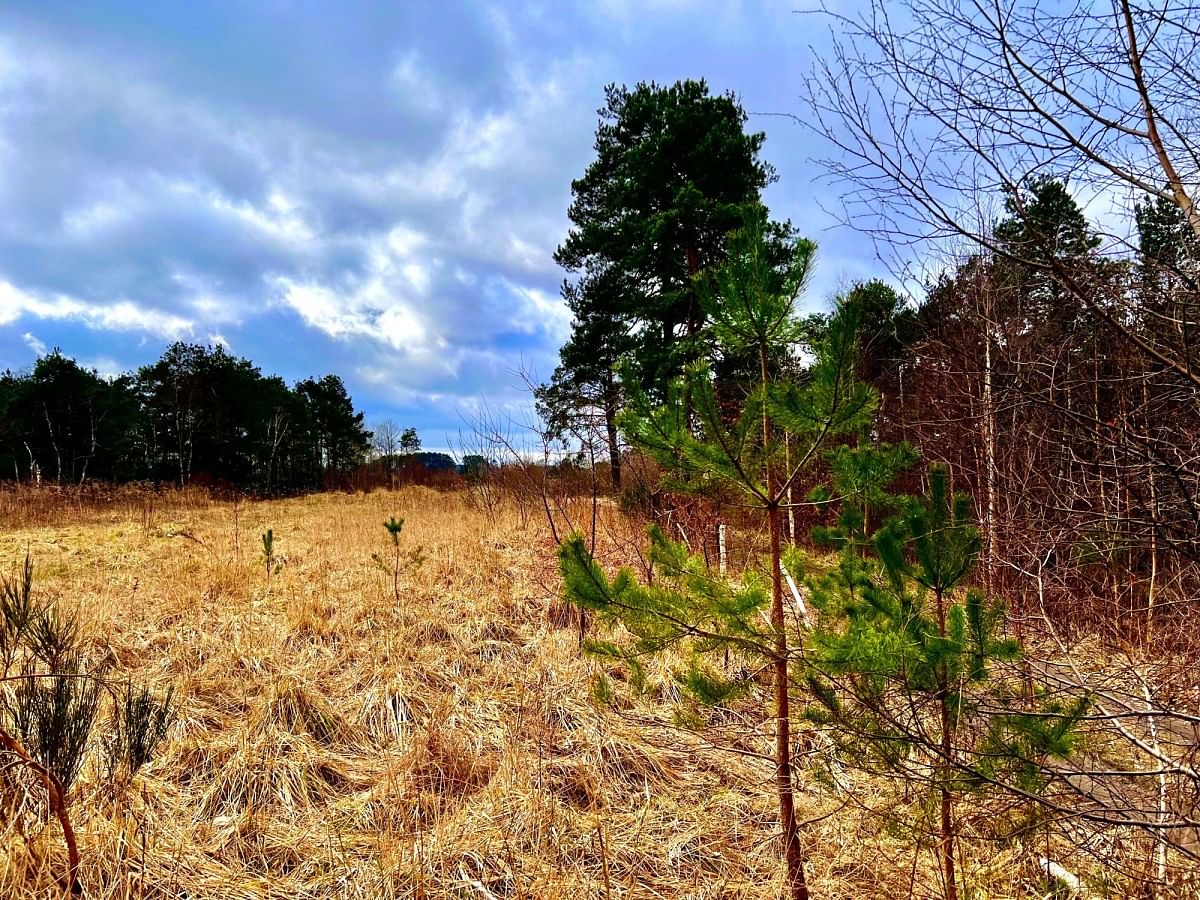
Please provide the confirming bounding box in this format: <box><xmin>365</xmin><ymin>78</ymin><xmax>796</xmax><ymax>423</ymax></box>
<box><xmin>0</xmin><ymin>1</ymin><xmax>877</xmax><ymax>447</ymax></box>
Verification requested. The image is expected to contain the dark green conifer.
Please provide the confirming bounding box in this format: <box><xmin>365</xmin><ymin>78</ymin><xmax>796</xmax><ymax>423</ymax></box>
<box><xmin>803</xmin><ymin>463</ymin><xmax>1088</xmax><ymax>900</ymax></box>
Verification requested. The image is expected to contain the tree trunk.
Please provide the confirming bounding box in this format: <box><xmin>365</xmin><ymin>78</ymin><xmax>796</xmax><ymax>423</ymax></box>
<box><xmin>933</xmin><ymin>584</ymin><xmax>959</xmax><ymax>900</ymax></box>
<box><xmin>1142</xmin><ymin>376</ymin><xmax>1159</xmax><ymax>643</ymax></box>
<box><xmin>43</xmin><ymin>405</ymin><xmax>61</xmax><ymax>483</ymax></box>
<box><xmin>980</xmin><ymin>287</ymin><xmax>997</xmax><ymax>595</ymax></box>
<box><xmin>939</xmin><ymin>703</ymin><xmax>958</xmax><ymax>900</ymax></box>
<box><xmin>785</xmin><ymin>434</ymin><xmax>797</xmax><ymax>544</ymax></box>
<box><xmin>605</xmin><ymin>392</ymin><xmax>622</xmax><ymax>492</ymax></box>
<box><xmin>81</xmin><ymin>405</ymin><xmax>98</xmax><ymax>484</ymax></box>
<box><xmin>770</xmin><ymin>500</ymin><xmax>809</xmax><ymax>900</ymax></box>
<box><xmin>761</xmin><ymin>341</ymin><xmax>809</xmax><ymax>900</ymax></box>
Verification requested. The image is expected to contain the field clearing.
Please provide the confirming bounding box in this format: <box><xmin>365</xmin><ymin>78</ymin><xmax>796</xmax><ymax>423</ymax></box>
<box><xmin>0</xmin><ymin>486</ymin><xmax>1138</xmax><ymax>899</ymax></box>
<box><xmin>0</xmin><ymin>488</ymin><xmax>839</xmax><ymax>899</ymax></box>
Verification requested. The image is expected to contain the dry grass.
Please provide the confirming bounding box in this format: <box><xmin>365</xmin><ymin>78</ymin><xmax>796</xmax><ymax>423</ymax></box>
<box><xmin>0</xmin><ymin>486</ymin><xmax>1142</xmax><ymax>898</ymax></box>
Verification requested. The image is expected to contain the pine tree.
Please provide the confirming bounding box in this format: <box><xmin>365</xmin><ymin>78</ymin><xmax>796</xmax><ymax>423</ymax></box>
<box><xmin>558</xmin><ymin>209</ymin><xmax>875</xmax><ymax>900</ymax></box>
<box><xmin>547</xmin><ymin>80</ymin><xmax>796</xmax><ymax>488</ymax></box>
<box><xmin>802</xmin><ymin>463</ymin><xmax>1089</xmax><ymax>899</ymax></box>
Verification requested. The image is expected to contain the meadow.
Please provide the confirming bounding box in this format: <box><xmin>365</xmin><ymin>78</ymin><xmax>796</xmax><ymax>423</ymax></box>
<box><xmin>0</xmin><ymin>484</ymin><xmax>1179</xmax><ymax>898</ymax></box>
<box><xmin>0</xmin><ymin>485</ymin><xmax>802</xmax><ymax>899</ymax></box>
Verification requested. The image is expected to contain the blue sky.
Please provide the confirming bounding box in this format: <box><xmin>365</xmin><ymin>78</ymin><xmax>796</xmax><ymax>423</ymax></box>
<box><xmin>0</xmin><ymin>1</ymin><xmax>882</xmax><ymax>449</ymax></box>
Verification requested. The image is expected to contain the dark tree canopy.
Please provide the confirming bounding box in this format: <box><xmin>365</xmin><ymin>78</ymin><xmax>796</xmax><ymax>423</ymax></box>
<box><xmin>0</xmin><ymin>343</ymin><xmax>371</xmax><ymax>494</ymax></box>
<box><xmin>544</xmin><ymin>79</ymin><xmax>793</xmax><ymax>488</ymax></box>
<box><xmin>0</xmin><ymin>352</ymin><xmax>141</xmax><ymax>485</ymax></box>
<box><xmin>555</xmin><ymin>79</ymin><xmax>790</xmax><ymax>387</ymax></box>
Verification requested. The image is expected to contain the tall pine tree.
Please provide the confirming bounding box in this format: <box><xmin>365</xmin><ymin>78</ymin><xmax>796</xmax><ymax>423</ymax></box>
<box><xmin>548</xmin><ymin>80</ymin><xmax>794</xmax><ymax>488</ymax></box>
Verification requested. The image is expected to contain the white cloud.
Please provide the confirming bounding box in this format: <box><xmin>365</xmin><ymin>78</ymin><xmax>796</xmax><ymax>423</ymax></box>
<box><xmin>509</xmin><ymin>285</ymin><xmax>571</xmax><ymax>341</ymax></box>
<box><xmin>389</xmin><ymin>51</ymin><xmax>452</xmax><ymax>116</ymax></box>
<box><xmin>273</xmin><ymin>278</ymin><xmax>361</xmax><ymax>338</ymax></box>
<box><xmin>0</xmin><ymin>280</ymin><xmax>193</xmax><ymax>338</ymax></box>
<box><xmin>77</xmin><ymin>356</ymin><xmax>125</xmax><ymax>380</ymax></box>
<box><xmin>21</xmin><ymin>331</ymin><xmax>47</xmax><ymax>356</ymax></box>
<box><xmin>0</xmin><ymin>9</ymin><xmax>623</xmax><ymax>418</ymax></box>
<box><xmin>61</xmin><ymin>195</ymin><xmax>135</xmax><ymax>238</ymax></box>
<box><xmin>201</xmin><ymin>184</ymin><xmax>317</xmax><ymax>247</ymax></box>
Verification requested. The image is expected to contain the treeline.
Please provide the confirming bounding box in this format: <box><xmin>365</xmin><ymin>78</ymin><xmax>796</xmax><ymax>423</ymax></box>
<box><xmin>0</xmin><ymin>342</ymin><xmax>372</xmax><ymax>493</ymax></box>
<box><xmin>868</xmin><ymin>182</ymin><xmax>1200</xmax><ymax>645</ymax></box>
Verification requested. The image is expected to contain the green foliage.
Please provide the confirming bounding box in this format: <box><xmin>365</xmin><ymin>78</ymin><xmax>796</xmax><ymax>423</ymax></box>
<box><xmin>558</xmin><ymin>526</ymin><xmax>771</xmax><ymax>704</ymax></box>
<box><xmin>0</xmin><ymin>352</ymin><xmax>142</xmax><ymax>484</ymax></box>
<box><xmin>811</xmin><ymin>441</ymin><xmax>919</xmax><ymax>549</ymax></box>
<box><xmin>992</xmin><ymin>176</ymin><xmax>1106</xmax><ymax>337</ymax></box>
<box><xmin>107</xmin><ymin>680</ymin><xmax>176</xmax><ymax>778</ymax></box>
<box><xmin>805</xmin><ymin>462</ymin><xmax>1088</xmax><ymax>830</ymax></box>
<box><xmin>559</xmin><ymin>211</ymin><xmax>877</xmax><ymax>720</ymax></box>
<box><xmin>698</xmin><ymin>206</ymin><xmax>816</xmax><ymax>354</ymax></box>
<box><xmin>26</xmin><ymin>605</ymin><xmax>83</xmax><ymax>673</ymax></box>
<box><xmin>675</xmin><ymin>656</ymin><xmax>749</xmax><ymax>707</ymax></box>
<box><xmin>1</xmin><ymin>555</ymin><xmax>181</xmax><ymax>800</ymax></box>
<box><xmin>543</xmin><ymin>80</ymin><xmax>801</xmax><ymax>481</ymax></box>
<box><xmin>460</xmin><ymin>455</ymin><xmax>489</xmax><ymax>481</ymax></box>
<box><xmin>974</xmin><ymin>694</ymin><xmax>1091</xmax><ymax>793</ymax></box>
<box><xmin>555</xmin><ymin>80</ymin><xmax>791</xmax><ymax>395</ymax></box>
<box><xmin>372</xmin><ymin>516</ymin><xmax>422</xmax><ymax>603</ymax></box>
<box><xmin>899</xmin><ymin>464</ymin><xmax>983</xmax><ymax>597</ymax></box>
<box><xmin>294</xmin><ymin>373</ymin><xmax>373</xmax><ymax>478</ymax></box>
<box><xmin>9</xmin><ymin>670</ymin><xmax>101</xmax><ymax>792</ymax></box>
<box><xmin>0</xmin><ymin>554</ymin><xmax>100</xmax><ymax>792</ymax></box>
<box><xmin>0</xmin><ymin>554</ymin><xmax>40</xmax><ymax>673</ymax></box>
<box><xmin>384</xmin><ymin>517</ymin><xmax>405</xmax><ymax>545</ymax></box>
<box><xmin>399</xmin><ymin>428</ymin><xmax>421</xmax><ymax>455</ymax></box>
<box><xmin>0</xmin><ymin>342</ymin><xmax>371</xmax><ymax>493</ymax></box>
<box><xmin>261</xmin><ymin>529</ymin><xmax>280</xmax><ymax>581</ymax></box>
<box><xmin>616</xmin><ymin>217</ymin><xmax>875</xmax><ymax>505</ymax></box>
<box><xmin>843</xmin><ymin>280</ymin><xmax>920</xmax><ymax>387</ymax></box>
<box><xmin>995</xmin><ymin>176</ymin><xmax>1101</xmax><ymax>264</ymax></box>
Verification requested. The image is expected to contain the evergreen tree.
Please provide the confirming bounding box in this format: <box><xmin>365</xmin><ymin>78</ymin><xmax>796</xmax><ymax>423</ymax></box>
<box><xmin>0</xmin><ymin>371</ymin><xmax>25</xmax><ymax>482</ymax></box>
<box><xmin>548</xmin><ymin>80</ymin><xmax>794</xmax><ymax>488</ymax></box>
<box><xmin>399</xmin><ymin>427</ymin><xmax>420</xmax><ymax>455</ymax></box>
<box><xmin>993</xmin><ymin>176</ymin><xmax>1104</xmax><ymax>336</ymax></box>
<box><xmin>0</xmin><ymin>353</ymin><xmax>143</xmax><ymax>484</ymax></box>
<box><xmin>843</xmin><ymin>280</ymin><xmax>919</xmax><ymax>396</ymax></box>
<box><xmin>558</xmin><ymin>211</ymin><xmax>875</xmax><ymax>900</ymax></box>
<box><xmin>536</xmin><ymin>272</ymin><xmax>633</xmax><ymax>489</ymax></box>
<box><xmin>0</xmin><ymin>342</ymin><xmax>372</xmax><ymax>495</ymax></box>
<box><xmin>294</xmin><ymin>374</ymin><xmax>372</xmax><ymax>484</ymax></box>
<box><xmin>136</xmin><ymin>343</ymin><xmax>218</xmax><ymax>486</ymax></box>
<box><xmin>802</xmin><ymin>464</ymin><xmax>1089</xmax><ymax>900</ymax></box>
<box><xmin>1135</xmin><ymin>193</ymin><xmax>1200</xmax><ymax>340</ymax></box>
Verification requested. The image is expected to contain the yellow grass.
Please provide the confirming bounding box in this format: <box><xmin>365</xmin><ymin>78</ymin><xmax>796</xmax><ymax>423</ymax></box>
<box><xmin>0</xmin><ymin>487</ymin><xmax>1115</xmax><ymax>898</ymax></box>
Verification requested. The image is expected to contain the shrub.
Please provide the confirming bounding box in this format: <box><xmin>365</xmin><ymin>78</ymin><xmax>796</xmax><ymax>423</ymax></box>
<box><xmin>107</xmin><ymin>679</ymin><xmax>176</xmax><ymax>778</ymax></box>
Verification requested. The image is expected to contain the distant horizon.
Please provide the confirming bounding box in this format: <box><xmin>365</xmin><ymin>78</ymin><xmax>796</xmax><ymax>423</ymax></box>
<box><xmin>2</xmin><ymin>338</ymin><xmax>506</xmax><ymax>457</ymax></box>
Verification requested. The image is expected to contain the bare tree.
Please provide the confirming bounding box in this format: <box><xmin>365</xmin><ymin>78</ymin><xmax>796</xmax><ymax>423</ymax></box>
<box><xmin>805</xmin><ymin>0</ymin><xmax>1200</xmax><ymax>373</ymax></box>
<box><xmin>804</xmin><ymin>2</ymin><xmax>1200</xmax><ymax>890</ymax></box>
<box><xmin>372</xmin><ymin>418</ymin><xmax>401</xmax><ymax>489</ymax></box>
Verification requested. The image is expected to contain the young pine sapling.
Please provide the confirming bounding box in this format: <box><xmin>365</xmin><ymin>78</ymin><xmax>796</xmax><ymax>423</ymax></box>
<box><xmin>261</xmin><ymin>528</ymin><xmax>281</xmax><ymax>589</ymax></box>
<box><xmin>802</xmin><ymin>464</ymin><xmax>1089</xmax><ymax>900</ymax></box>
<box><xmin>372</xmin><ymin>517</ymin><xmax>423</xmax><ymax>606</ymax></box>
<box><xmin>107</xmin><ymin>679</ymin><xmax>176</xmax><ymax>781</ymax></box>
<box><xmin>559</xmin><ymin>209</ymin><xmax>875</xmax><ymax>900</ymax></box>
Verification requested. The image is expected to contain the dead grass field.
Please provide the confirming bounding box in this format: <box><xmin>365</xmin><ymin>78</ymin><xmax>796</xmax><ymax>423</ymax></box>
<box><xmin>0</xmin><ymin>487</ymin><xmax>1139</xmax><ymax>899</ymax></box>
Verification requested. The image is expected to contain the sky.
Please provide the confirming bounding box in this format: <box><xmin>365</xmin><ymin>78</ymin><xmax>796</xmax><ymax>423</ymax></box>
<box><xmin>0</xmin><ymin>1</ymin><xmax>880</xmax><ymax>449</ymax></box>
